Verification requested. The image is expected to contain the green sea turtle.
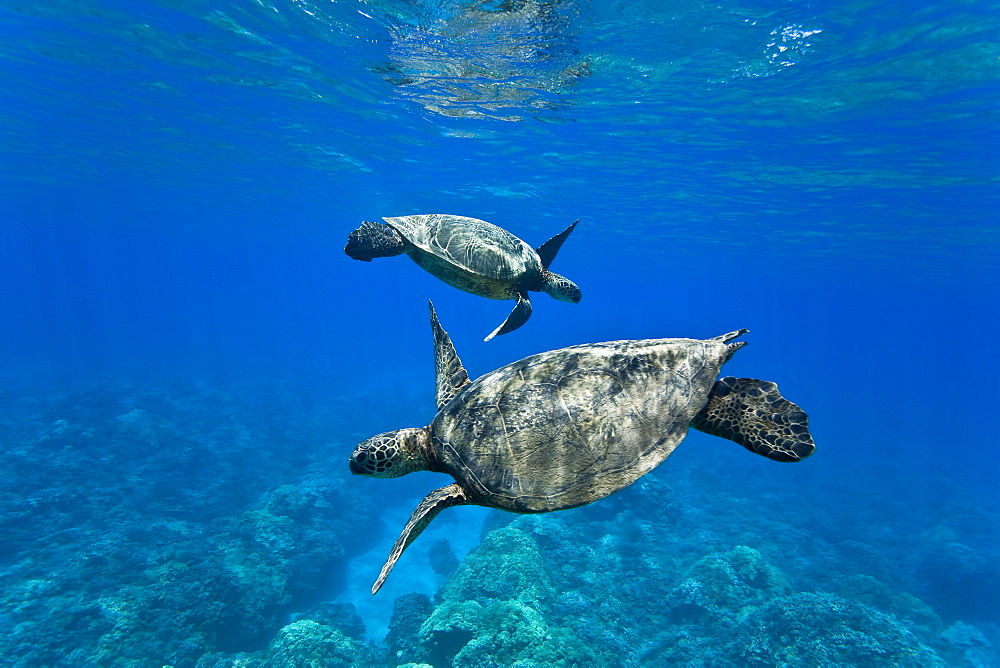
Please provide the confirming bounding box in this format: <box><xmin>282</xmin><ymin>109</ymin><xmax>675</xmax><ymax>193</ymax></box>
<box><xmin>349</xmin><ymin>303</ymin><xmax>816</xmax><ymax>594</ymax></box>
<box><xmin>344</xmin><ymin>214</ymin><xmax>581</xmax><ymax>340</ymax></box>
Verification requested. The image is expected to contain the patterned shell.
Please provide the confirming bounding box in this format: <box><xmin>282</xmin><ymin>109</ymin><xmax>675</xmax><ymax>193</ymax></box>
<box><xmin>384</xmin><ymin>214</ymin><xmax>541</xmax><ymax>289</ymax></box>
<box><xmin>429</xmin><ymin>336</ymin><xmax>730</xmax><ymax>513</ymax></box>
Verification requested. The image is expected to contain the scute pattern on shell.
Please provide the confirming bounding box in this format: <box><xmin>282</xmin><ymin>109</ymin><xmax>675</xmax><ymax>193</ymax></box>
<box><xmin>430</xmin><ymin>337</ymin><xmax>732</xmax><ymax>512</ymax></box>
<box><xmin>385</xmin><ymin>214</ymin><xmax>540</xmax><ymax>285</ymax></box>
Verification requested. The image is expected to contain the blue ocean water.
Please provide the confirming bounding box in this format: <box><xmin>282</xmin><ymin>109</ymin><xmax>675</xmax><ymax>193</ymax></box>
<box><xmin>1</xmin><ymin>0</ymin><xmax>998</xmax><ymax>664</ymax></box>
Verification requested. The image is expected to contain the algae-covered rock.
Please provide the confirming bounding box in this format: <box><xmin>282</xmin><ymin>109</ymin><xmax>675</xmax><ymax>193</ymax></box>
<box><xmin>835</xmin><ymin>574</ymin><xmax>942</xmax><ymax>631</ymax></box>
<box><xmin>667</xmin><ymin>545</ymin><xmax>791</xmax><ymax>623</ymax></box>
<box><xmin>257</xmin><ymin>619</ymin><xmax>377</xmax><ymax>667</ymax></box>
<box><xmin>300</xmin><ymin>601</ymin><xmax>366</xmax><ymax>640</ymax></box>
<box><xmin>417</xmin><ymin>525</ymin><xmax>596</xmax><ymax>666</ymax></box>
<box><xmin>196</xmin><ymin>619</ymin><xmax>381</xmax><ymax>668</ymax></box>
<box><xmin>939</xmin><ymin>621</ymin><xmax>997</xmax><ymax>666</ymax></box>
<box><xmin>385</xmin><ymin>592</ymin><xmax>434</xmax><ymax>664</ymax></box>
<box><xmin>420</xmin><ymin>599</ymin><xmax>595</xmax><ymax>667</ymax></box>
<box><xmin>915</xmin><ymin>540</ymin><xmax>1000</xmax><ymax>622</ymax></box>
<box><xmin>216</xmin><ymin>473</ymin><xmax>378</xmax><ymax>642</ymax></box>
<box><xmin>439</xmin><ymin>527</ymin><xmax>553</xmax><ymax>606</ymax></box>
<box><xmin>732</xmin><ymin>592</ymin><xmax>946</xmax><ymax>666</ymax></box>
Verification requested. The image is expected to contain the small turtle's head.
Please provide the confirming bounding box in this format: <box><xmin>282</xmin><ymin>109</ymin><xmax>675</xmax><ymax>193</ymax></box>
<box><xmin>542</xmin><ymin>271</ymin><xmax>582</xmax><ymax>304</ymax></box>
<box><xmin>349</xmin><ymin>428</ymin><xmax>429</xmax><ymax>478</ymax></box>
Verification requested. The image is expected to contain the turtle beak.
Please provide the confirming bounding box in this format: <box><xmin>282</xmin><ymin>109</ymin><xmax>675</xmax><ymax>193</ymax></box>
<box><xmin>349</xmin><ymin>457</ymin><xmax>367</xmax><ymax>475</ymax></box>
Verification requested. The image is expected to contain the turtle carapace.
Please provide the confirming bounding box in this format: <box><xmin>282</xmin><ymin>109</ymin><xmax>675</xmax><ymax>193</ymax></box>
<box><xmin>349</xmin><ymin>303</ymin><xmax>816</xmax><ymax>594</ymax></box>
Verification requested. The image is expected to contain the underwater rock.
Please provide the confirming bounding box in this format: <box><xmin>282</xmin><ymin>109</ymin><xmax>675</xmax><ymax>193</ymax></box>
<box><xmin>731</xmin><ymin>592</ymin><xmax>946</xmax><ymax>666</ymax></box>
<box><xmin>414</xmin><ymin>525</ymin><xmax>596</xmax><ymax>665</ymax></box>
<box><xmin>224</xmin><ymin>474</ymin><xmax>379</xmax><ymax>611</ymax></box>
<box><xmin>300</xmin><ymin>601</ymin><xmax>366</xmax><ymax>640</ymax></box>
<box><xmin>114</xmin><ymin>408</ymin><xmax>181</xmax><ymax>452</ymax></box>
<box><xmin>939</xmin><ymin>621</ymin><xmax>997</xmax><ymax>666</ymax></box>
<box><xmin>833</xmin><ymin>539</ymin><xmax>905</xmax><ymax>590</ymax></box>
<box><xmin>419</xmin><ymin>599</ymin><xmax>596</xmax><ymax>667</ymax></box>
<box><xmin>834</xmin><ymin>574</ymin><xmax>942</xmax><ymax>632</ymax></box>
<box><xmin>637</xmin><ymin>626</ymin><xmax>731</xmax><ymax>665</ymax></box>
<box><xmin>419</xmin><ymin>507</ymin><xmax>964</xmax><ymax>667</ymax></box>
<box><xmin>385</xmin><ymin>592</ymin><xmax>434</xmax><ymax>664</ymax></box>
<box><xmin>509</xmin><ymin>514</ymin><xmax>600</xmax><ymax>592</ymax></box>
<box><xmin>438</xmin><ymin>526</ymin><xmax>553</xmax><ymax>606</ymax></box>
<box><xmin>915</xmin><ymin>540</ymin><xmax>1000</xmax><ymax>622</ymax></box>
<box><xmin>199</xmin><ymin>619</ymin><xmax>382</xmax><ymax>667</ymax></box>
<box><xmin>428</xmin><ymin>538</ymin><xmax>460</xmax><ymax>578</ymax></box>
<box><xmin>479</xmin><ymin>508</ymin><xmax>518</xmax><ymax>538</ymax></box>
<box><xmin>260</xmin><ymin>619</ymin><xmax>377</xmax><ymax>667</ymax></box>
<box><xmin>666</xmin><ymin>545</ymin><xmax>791</xmax><ymax>623</ymax></box>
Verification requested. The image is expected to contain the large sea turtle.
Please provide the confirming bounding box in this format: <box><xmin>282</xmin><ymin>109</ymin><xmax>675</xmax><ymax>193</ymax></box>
<box><xmin>344</xmin><ymin>214</ymin><xmax>581</xmax><ymax>340</ymax></box>
<box><xmin>349</xmin><ymin>303</ymin><xmax>816</xmax><ymax>594</ymax></box>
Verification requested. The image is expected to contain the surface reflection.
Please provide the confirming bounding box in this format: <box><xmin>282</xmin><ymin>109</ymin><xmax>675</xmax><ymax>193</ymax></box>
<box><xmin>374</xmin><ymin>0</ymin><xmax>591</xmax><ymax>120</ymax></box>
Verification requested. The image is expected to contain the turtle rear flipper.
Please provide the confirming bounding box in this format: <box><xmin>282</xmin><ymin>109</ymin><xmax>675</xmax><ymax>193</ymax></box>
<box><xmin>372</xmin><ymin>483</ymin><xmax>468</xmax><ymax>595</ymax></box>
<box><xmin>345</xmin><ymin>221</ymin><xmax>407</xmax><ymax>261</ymax></box>
<box><xmin>691</xmin><ymin>376</ymin><xmax>815</xmax><ymax>462</ymax></box>
<box><xmin>484</xmin><ymin>292</ymin><xmax>532</xmax><ymax>341</ymax></box>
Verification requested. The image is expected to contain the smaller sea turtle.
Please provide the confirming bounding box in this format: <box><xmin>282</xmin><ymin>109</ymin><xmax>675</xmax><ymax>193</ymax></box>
<box><xmin>344</xmin><ymin>214</ymin><xmax>581</xmax><ymax>340</ymax></box>
<box><xmin>349</xmin><ymin>303</ymin><xmax>816</xmax><ymax>594</ymax></box>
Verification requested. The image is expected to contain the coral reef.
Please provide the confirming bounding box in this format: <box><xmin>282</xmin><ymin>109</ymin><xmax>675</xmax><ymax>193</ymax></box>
<box><xmin>0</xmin><ymin>378</ymin><xmax>382</xmax><ymax>666</ymax></box>
<box><xmin>1</xmin><ymin>377</ymin><xmax>996</xmax><ymax>667</ymax></box>
<box><xmin>299</xmin><ymin>601</ymin><xmax>366</xmax><ymax>640</ymax></box>
<box><xmin>386</xmin><ymin>593</ymin><xmax>434</xmax><ymax>663</ymax></box>
<box><xmin>260</xmin><ymin>620</ymin><xmax>378</xmax><ymax>667</ymax></box>
<box><xmin>197</xmin><ymin>619</ymin><xmax>379</xmax><ymax>668</ymax></box>
<box><xmin>664</xmin><ymin>545</ymin><xmax>791</xmax><ymax>624</ymax></box>
<box><xmin>732</xmin><ymin>593</ymin><xmax>945</xmax><ymax>666</ymax></box>
<box><xmin>438</xmin><ymin>527</ymin><xmax>553</xmax><ymax>606</ymax></box>
<box><xmin>416</xmin><ymin>527</ymin><xmax>596</xmax><ymax>666</ymax></box>
<box><xmin>385</xmin><ymin>454</ymin><xmax>999</xmax><ymax>667</ymax></box>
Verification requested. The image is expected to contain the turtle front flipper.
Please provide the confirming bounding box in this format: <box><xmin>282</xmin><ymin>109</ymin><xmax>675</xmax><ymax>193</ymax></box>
<box><xmin>372</xmin><ymin>483</ymin><xmax>469</xmax><ymax>595</ymax></box>
<box><xmin>691</xmin><ymin>376</ymin><xmax>815</xmax><ymax>462</ymax></box>
<box><xmin>535</xmin><ymin>219</ymin><xmax>579</xmax><ymax>269</ymax></box>
<box><xmin>484</xmin><ymin>292</ymin><xmax>532</xmax><ymax>341</ymax></box>
<box><xmin>345</xmin><ymin>221</ymin><xmax>407</xmax><ymax>261</ymax></box>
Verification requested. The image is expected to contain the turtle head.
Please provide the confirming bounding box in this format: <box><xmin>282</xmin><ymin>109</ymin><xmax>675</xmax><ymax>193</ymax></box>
<box><xmin>344</xmin><ymin>221</ymin><xmax>407</xmax><ymax>261</ymax></box>
<box><xmin>349</xmin><ymin>428</ymin><xmax>429</xmax><ymax>478</ymax></box>
<box><xmin>542</xmin><ymin>271</ymin><xmax>582</xmax><ymax>304</ymax></box>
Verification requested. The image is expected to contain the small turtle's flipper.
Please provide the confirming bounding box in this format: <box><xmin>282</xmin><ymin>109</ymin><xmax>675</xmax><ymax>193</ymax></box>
<box><xmin>372</xmin><ymin>483</ymin><xmax>468</xmax><ymax>595</ymax></box>
<box><xmin>535</xmin><ymin>220</ymin><xmax>579</xmax><ymax>269</ymax></box>
<box><xmin>429</xmin><ymin>302</ymin><xmax>470</xmax><ymax>410</ymax></box>
<box><xmin>691</xmin><ymin>376</ymin><xmax>815</xmax><ymax>462</ymax></box>
<box><xmin>345</xmin><ymin>221</ymin><xmax>407</xmax><ymax>261</ymax></box>
<box><xmin>709</xmin><ymin>329</ymin><xmax>749</xmax><ymax>343</ymax></box>
<box><xmin>709</xmin><ymin>329</ymin><xmax>749</xmax><ymax>362</ymax></box>
<box><xmin>484</xmin><ymin>293</ymin><xmax>532</xmax><ymax>341</ymax></box>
